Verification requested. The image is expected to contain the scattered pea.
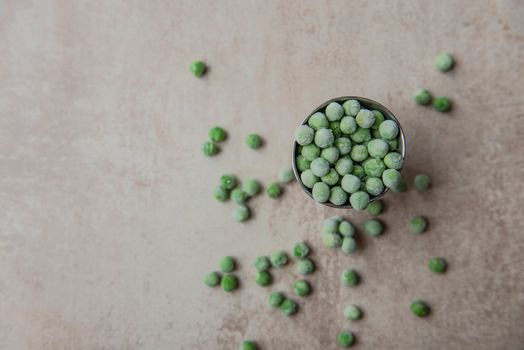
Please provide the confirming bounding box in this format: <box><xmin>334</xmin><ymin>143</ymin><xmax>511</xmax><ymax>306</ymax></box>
<box><xmin>295</xmin><ymin>125</ymin><xmax>315</xmax><ymax>145</ymax></box>
<box><xmin>213</xmin><ymin>186</ymin><xmax>229</xmax><ymax>202</ymax></box>
<box><xmin>270</xmin><ymin>251</ymin><xmax>288</xmax><ymax>268</ymax></box>
<box><xmin>413</xmin><ymin>89</ymin><xmax>432</xmax><ymax>105</ymax></box>
<box><xmin>339</xmin><ymin>220</ymin><xmax>355</xmax><ymax>237</ymax></box>
<box><xmin>240</xmin><ymin>341</ymin><xmax>258</xmax><ymax>350</ymax></box>
<box><xmin>367</xmin><ymin>200</ymin><xmax>383</xmax><ymax>216</ymax></box>
<box><xmin>242</xmin><ymin>179</ymin><xmax>261</xmax><ymax>197</ymax></box>
<box><xmin>220</xmin><ymin>174</ymin><xmax>237</xmax><ymax>190</ymax></box>
<box><xmin>341</xmin><ymin>269</ymin><xmax>359</xmax><ymax>287</ymax></box>
<box><xmin>344</xmin><ymin>305</ymin><xmax>362</xmax><ymax>320</ymax></box>
<box><xmin>409</xmin><ymin>216</ymin><xmax>427</xmax><ymax>234</ymax></box>
<box><xmin>292</xmin><ymin>241</ymin><xmax>310</xmax><ymax>259</ymax></box>
<box><xmin>297</xmin><ymin>258</ymin><xmax>315</xmax><ymax>275</ymax></box>
<box><xmin>363</xmin><ymin>219</ymin><xmax>383</xmax><ymax>237</ymax></box>
<box><xmin>256</xmin><ymin>271</ymin><xmax>272</xmax><ymax>286</ymax></box>
<box><xmin>410</xmin><ymin>300</ymin><xmax>430</xmax><ymax>317</ymax></box>
<box><xmin>341</xmin><ymin>237</ymin><xmax>357</xmax><ymax>255</ymax></box>
<box><xmin>414</xmin><ymin>174</ymin><xmax>431</xmax><ymax>191</ymax></box>
<box><xmin>189</xmin><ymin>60</ymin><xmax>206</xmax><ymax>77</ymax></box>
<box><xmin>434</xmin><ymin>52</ymin><xmax>454</xmax><ymax>72</ymax></box>
<box><xmin>204</xmin><ymin>271</ymin><xmax>221</xmax><ymax>287</ymax></box>
<box><xmin>232</xmin><ymin>205</ymin><xmax>250</xmax><ymax>222</ymax></box>
<box><xmin>254</xmin><ymin>256</ymin><xmax>271</xmax><ymax>271</ymax></box>
<box><xmin>293</xmin><ymin>280</ymin><xmax>312</xmax><ymax>297</ymax></box>
<box><xmin>323</xmin><ymin>217</ymin><xmax>341</xmax><ymax>233</ymax></box>
<box><xmin>428</xmin><ymin>257</ymin><xmax>447</xmax><ymax>273</ymax></box>
<box><xmin>201</xmin><ymin>141</ymin><xmax>219</xmax><ymax>156</ymax></box>
<box><xmin>266</xmin><ymin>183</ymin><xmax>282</xmax><ymax>198</ymax></box>
<box><xmin>246</xmin><ymin>133</ymin><xmax>262</xmax><ymax>149</ymax></box>
<box><xmin>433</xmin><ymin>96</ymin><xmax>452</xmax><ymax>112</ymax></box>
<box><xmin>268</xmin><ymin>291</ymin><xmax>285</xmax><ymax>307</ymax></box>
<box><xmin>208</xmin><ymin>126</ymin><xmax>227</xmax><ymax>142</ymax></box>
<box><xmin>322</xmin><ymin>232</ymin><xmax>343</xmax><ymax>248</ymax></box>
<box><xmin>278</xmin><ymin>167</ymin><xmax>295</xmax><ymax>183</ymax></box>
<box><xmin>279</xmin><ymin>299</ymin><xmax>298</xmax><ymax>316</ymax></box>
<box><xmin>221</xmin><ymin>274</ymin><xmax>238</xmax><ymax>292</ymax></box>
<box><xmin>219</xmin><ymin>256</ymin><xmax>235</xmax><ymax>273</ymax></box>
<box><xmin>337</xmin><ymin>331</ymin><xmax>355</xmax><ymax>348</ymax></box>
<box><xmin>231</xmin><ymin>188</ymin><xmax>248</xmax><ymax>204</ymax></box>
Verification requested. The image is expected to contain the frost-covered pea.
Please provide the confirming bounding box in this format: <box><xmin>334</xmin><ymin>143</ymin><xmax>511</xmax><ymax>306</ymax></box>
<box><xmin>293</xmin><ymin>280</ymin><xmax>312</xmax><ymax>297</ymax></box>
<box><xmin>279</xmin><ymin>299</ymin><xmax>298</xmax><ymax>316</ymax></box>
<box><xmin>409</xmin><ymin>216</ymin><xmax>427</xmax><ymax>234</ymax></box>
<box><xmin>219</xmin><ymin>256</ymin><xmax>235</xmax><ymax>273</ymax></box>
<box><xmin>351</xmin><ymin>165</ymin><xmax>365</xmax><ymax>179</ymax></box>
<box><xmin>330</xmin><ymin>121</ymin><xmax>342</xmax><ymax>138</ymax></box>
<box><xmin>349</xmin><ymin>127</ymin><xmax>371</xmax><ymax>143</ymax></box>
<box><xmin>350</xmin><ymin>145</ymin><xmax>368</xmax><ymax>162</ymax></box>
<box><xmin>384</xmin><ymin>152</ymin><xmax>403</xmax><ymax>170</ymax></box>
<box><xmin>341</xmin><ymin>269</ymin><xmax>359</xmax><ymax>287</ymax></box>
<box><xmin>231</xmin><ymin>188</ymin><xmax>248</xmax><ymax>204</ymax></box>
<box><xmin>367</xmin><ymin>139</ymin><xmax>389</xmax><ymax>159</ymax></box>
<box><xmin>372</xmin><ymin>128</ymin><xmax>381</xmax><ymax>139</ymax></box>
<box><xmin>254</xmin><ymin>256</ymin><xmax>271</xmax><ymax>271</ymax></box>
<box><xmin>213</xmin><ymin>186</ymin><xmax>229</xmax><ymax>202</ymax></box>
<box><xmin>278</xmin><ymin>167</ymin><xmax>295</xmax><ymax>183</ymax></box>
<box><xmin>363</xmin><ymin>158</ymin><xmax>386</xmax><ymax>178</ymax></box>
<box><xmin>434</xmin><ymin>52</ymin><xmax>454</xmax><ymax>72</ymax></box>
<box><xmin>325</xmin><ymin>102</ymin><xmax>344</xmax><ymax>121</ymax></box>
<box><xmin>295</xmin><ymin>155</ymin><xmax>311</xmax><ymax>172</ymax></box>
<box><xmin>255</xmin><ymin>270</ymin><xmax>272</xmax><ymax>286</ymax></box>
<box><xmin>297</xmin><ymin>258</ymin><xmax>315</xmax><ymax>275</ymax></box>
<box><xmin>189</xmin><ymin>60</ymin><xmax>206</xmax><ymax>77</ymax></box>
<box><xmin>343</xmin><ymin>99</ymin><xmax>360</xmax><ymax>116</ymax></box>
<box><xmin>365</xmin><ymin>177</ymin><xmax>384</xmax><ymax>196</ymax></box>
<box><xmin>344</xmin><ymin>305</ymin><xmax>362</xmax><ymax>321</ymax></box>
<box><xmin>350</xmin><ymin>191</ymin><xmax>370</xmax><ymax>211</ymax></box>
<box><xmin>301</xmin><ymin>144</ymin><xmax>321</xmax><ymax>161</ymax></box>
<box><xmin>363</xmin><ymin>219</ymin><xmax>383</xmax><ymax>237</ymax></box>
<box><xmin>413</xmin><ymin>89</ymin><xmax>432</xmax><ymax>105</ymax></box>
<box><xmin>414</xmin><ymin>174</ymin><xmax>431</xmax><ymax>191</ymax></box>
<box><xmin>308</xmin><ymin>112</ymin><xmax>329</xmax><ymax>130</ymax></box>
<box><xmin>314</xmin><ymin>128</ymin><xmax>335</xmax><ymax>148</ymax></box>
<box><xmin>356</xmin><ymin>109</ymin><xmax>375</xmax><ymax>129</ymax></box>
<box><xmin>268</xmin><ymin>291</ymin><xmax>284</xmax><ymax>307</ymax></box>
<box><xmin>241</xmin><ymin>341</ymin><xmax>257</xmax><ymax>350</ymax></box>
<box><xmin>246</xmin><ymin>133</ymin><xmax>262</xmax><ymax>149</ymax></box>
<box><xmin>322</xmin><ymin>232</ymin><xmax>342</xmax><ymax>248</ymax></box>
<box><xmin>335</xmin><ymin>137</ymin><xmax>352</xmax><ymax>156</ymax></box>
<box><xmin>339</xmin><ymin>220</ymin><xmax>355</xmax><ymax>237</ymax></box>
<box><xmin>266</xmin><ymin>183</ymin><xmax>282</xmax><ymax>198</ymax></box>
<box><xmin>379</xmin><ymin>120</ymin><xmax>399</xmax><ymax>140</ymax></box>
<box><xmin>371</xmin><ymin>110</ymin><xmax>385</xmax><ymax>130</ymax></box>
<box><xmin>292</xmin><ymin>241</ymin><xmax>310</xmax><ymax>259</ymax></box>
<box><xmin>341</xmin><ymin>237</ymin><xmax>356</xmax><ymax>255</ymax></box>
<box><xmin>433</xmin><ymin>96</ymin><xmax>452</xmax><ymax>112</ymax></box>
<box><xmin>387</xmin><ymin>138</ymin><xmax>399</xmax><ymax>151</ymax></box>
<box><xmin>301</xmin><ymin>169</ymin><xmax>319</xmax><ymax>188</ymax></box>
<box><xmin>321</xmin><ymin>147</ymin><xmax>340</xmax><ymax>164</ymax></box>
<box><xmin>202</xmin><ymin>142</ymin><xmax>219</xmax><ymax>156</ymax></box>
<box><xmin>312</xmin><ymin>182</ymin><xmax>330</xmax><ymax>203</ymax></box>
<box><xmin>242</xmin><ymin>179</ymin><xmax>261</xmax><ymax>197</ymax></box>
<box><xmin>318</xmin><ymin>168</ymin><xmax>338</xmax><ymax>186</ymax></box>
<box><xmin>220</xmin><ymin>174</ymin><xmax>237</xmax><ymax>190</ymax></box>
<box><xmin>270</xmin><ymin>251</ymin><xmax>288</xmax><ymax>268</ymax></box>
<box><xmin>410</xmin><ymin>300</ymin><xmax>430</xmax><ymax>317</ymax></box>
<box><xmin>204</xmin><ymin>271</ymin><xmax>221</xmax><ymax>287</ymax></box>
<box><xmin>337</xmin><ymin>331</ymin><xmax>355</xmax><ymax>348</ymax></box>
<box><xmin>329</xmin><ymin>186</ymin><xmax>348</xmax><ymax>206</ymax></box>
<box><xmin>311</xmin><ymin>157</ymin><xmax>330</xmax><ymax>177</ymax></box>
<box><xmin>232</xmin><ymin>205</ymin><xmax>250</xmax><ymax>222</ymax></box>
<box><xmin>295</xmin><ymin>125</ymin><xmax>315</xmax><ymax>145</ymax></box>
<box><xmin>428</xmin><ymin>257</ymin><xmax>447</xmax><ymax>273</ymax></box>
<box><xmin>340</xmin><ymin>116</ymin><xmax>357</xmax><ymax>135</ymax></box>
<box><xmin>382</xmin><ymin>169</ymin><xmax>401</xmax><ymax>188</ymax></box>
<box><xmin>208</xmin><ymin>126</ymin><xmax>227</xmax><ymax>143</ymax></box>
<box><xmin>221</xmin><ymin>274</ymin><xmax>238</xmax><ymax>292</ymax></box>
<box><xmin>335</xmin><ymin>157</ymin><xmax>353</xmax><ymax>176</ymax></box>
<box><xmin>323</xmin><ymin>217</ymin><xmax>341</xmax><ymax>233</ymax></box>
<box><xmin>367</xmin><ymin>200</ymin><xmax>383</xmax><ymax>216</ymax></box>
<box><xmin>341</xmin><ymin>174</ymin><xmax>361</xmax><ymax>194</ymax></box>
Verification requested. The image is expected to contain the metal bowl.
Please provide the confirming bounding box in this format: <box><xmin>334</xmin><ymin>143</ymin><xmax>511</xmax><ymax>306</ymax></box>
<box><xmin>292</xmin><ymin>96</ymin><xmax>407</xmax><ymax>209</ymax></box>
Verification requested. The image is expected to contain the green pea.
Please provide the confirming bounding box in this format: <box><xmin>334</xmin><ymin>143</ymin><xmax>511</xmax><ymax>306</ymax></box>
<box><xmin>414</xmin><ymin>174</ymin><xmax>431</xmax><ymax>191</ymax></box>
<box><xmin>339</xmin><ymin>220</ymin><xmax>355</xmax><ymax>237</ymax></box>
<box><xmin>189</xmin><ymin>60</ymin><xmax>206</xmax><ymax>77</ymax></box>
<box><xmin>219</xmin><ymin>256</ymin><xmax>235</xmax><ymax>273</ymax></box>
<box><xmin>220</xmin><ymin>174</ymin><xmax>237</xmax><ymax>190</ymax></box>
<box><xmin>208</xmin><ymin>126</ymin><xmax>227</xmax><ymax>142</ymax></box>
<box><xmin>268</xmin><ymin>291</ymin><xmax>285</xmax><ymax>307</ymax></box>
<box><xmin>330</xmin><ymin>121</ymin><xmax>342</xmax><ymax>138</ymax></box>
<box><xmin>292</xmin><ymin>241</ymin><xmax>310</xmax><ymax>259</ymax></box>
<box><xmin>384</xmin><ymin>152</ymin><xmax>403</xmax><ymax>170</ymax></box>
<box><xmin>367</xmin><ymin>200</ymin><xmax>383</xmax><ymax>216</ymax></box>
<box><xmin>295</xmin><ymin>125</ymin><xmax>314</xmax><ymax>145</ymax></box>
<box><xmin>365</xmin><ymin>177</ymin><xmax>384</xmax><ymax>196</ymax></box>
<box><xmin>433</xmin><ymin>96</ymin><xmax>452</xmax><ymax>112</ymax></box>
<box><xmin>351</xmin><ymin>165</ymin><xmax>365</xmax><ymax>179</ymax></box>
<box><xmin>350</xmin><ymin>144</ymin><xmax>368</xmax><ymax>162</ymax></box>
<box><xmin>301</xmin><ymin>144</ymin><xmax>321</xmax><ymax>161</ymax></box>
<box><xmin>340</xmin><ymin>116</ymin><xmax>357</xmax><ymax>134</ymax></box>
<box><xmin>203</xmin><ymin>271</ymin><xmax>221</xmax><ymax>287</ymax></box>
<box><xmin>242</xmin><ymin>179</ymin><xmax>261</xmax><ymax>197</ymax></box>
<box><xmin>297</xmin><ymin>258</ymin><xmax>315</xmax><ymax>275</ymax></box>
<box><xmin>341</xmin><ymin>269</ymin><xmax>359</xmax><ymax>287</ymax></box>
<box><xmin>363</xmin><ymin>158</ymin><xmax>386</xmax><ymax>177</ymax></box>
<box><xmin>240</xmin><ymin>340</ymin><xmax>258</xmax><ymax>350</ymax></box>
<box><xmin>378</xmin><ymin>120</ymin><xmax>399</xmax><ymax>140</ymax></box>
<box><xmin>279</xmin><ymin>299</ymin><xmax>298</xmax><ymax>316</ymax></box>
<box><xmin>312</xmin><ymin>182</ymin><xmax>330</xmax><ymax>203</ymax></box>
<box><xmin>349</xmin><ymin>191</ymin><xmax>369</xmax><ymax>211</ymax></box>
<box><xmin>255</xmin><ymin>271</ymin><xmax>272</xmax><ymax>286</ymax></box>
<box><xmin>367</xmin><ymin>139</ymin><xmax>389</xmax><ymax>159</ymax></box>
<box><xmin>409</xmin><ymin>216</ymin><xmax>427</xmax><ymax>234</ymax></box>
<box><xmin>221</xmin><ymin>274</ymin><xmax>238</xmax><ymax>292</ymax></box>
<box><xmin>428</xmin><ymin>257</ymin><xmax>447</xmax><ymax>273</ymax></box>
<box><xmin>410</xmin><ymin>300</ymin><xmax>430</xmax><ymax>317</ymax></box>
<box><xmin>341</xmin><ymin>237</ymin><xmax>356</xmax><ymax>255</ymax></box>
<box><xmin>323</xmin><ymin>216</ymin><xmax>341</xmax><ymax>233</ymax></box>
<box><xmin>232</xmin><ymin>205</ymin><xmax>250</xmax><ymax>222</ymax></box>
<box><xmin>329</xmin><ymin>186</ymin><xmax>348</xmax><ymax>206</ymax></box>
<box><xmin>413</xmin><ymin>89</ymin><xmax>432</xmax><ymax>105</ymax></box>
<box><xmin>363</xmin><ymin>219</ymin><xmax>383</xmax><ymax>237</ymax></box>
<box><xmin>371</xmin><ymin>110</ymin><xmax>385</xmax><ymax>129</ymax></box>
<box><xmin>314</xmin><ymin>128</ymin><xmax>335</xmax><ymax>148</ymax></box>
<box><xmin>308</xmin><ymin>112</ymin><xmax>329</xmax><ymax>130</ymax></box>
<box><xmin>349</xmin><ymin>127</ymin><xmax>371</xmax><ymax>143</ymax></box>
<box><xmin>382</xmin><ymin>169</ymin><xmax>401</xmax><ymax>188</ymax></box>
<box><xmin>322</xmin><ymin>232</ymin><xmax>342</xmax><ymax>248</ymax></box>
<box><xmin>295</xmin><ymin>155</ymin><xmax>311</xmax><ymax>172</ymax></box>
<box><xmin>201</xmin><ymin>141</ymin><xmax>219</xmax><ymax>156</ymax></box>
<box><xmin>341</xmin><ymin>174</ymin><xmax>361</xmax><ymax>194</ymax></box>
<box><xmin>246</xmin><ymin>133</ymin><xmax>262</xmax><ymax>149</ymax></box>
<box><xmin>321</xmin><ymin>147</ymin><xmax>340</xmax><ymax>164</ymax></box>
<box><xmin>337</xmin><ymin>330</ymin><xmax>355</xmax><ymax>348</ymax></box>
<box><xmin>270</xmin><ymin>251</ymin><xmax>288</xmax><ymax>268</ymax></box>
<box><xmin>254</xmin><ymin>256</ymin><xmax>271</xmax><ymax>271</ymax></box>
<box><xmin>355</xmin><ymin>109</ymin><xmax>375</xmax><ymax>128</ymax></box>
<box><xmin>434</xmin><ymin>52</ymin><xmax>454</xmax><ymax>72</ymax></box>
<box><xmin>335</xmin><ymin>157</ymin><xmax>353</xmax><ymax>176</ymax></box>
<box><xmin>344</xmin><ymin>305</ymin><xmax>362</xmax><ymax>321</ymax></box>
<box><xmin>321</xmin><ymin>168</ymin><xmax>340</xmax><ymax>186</ymax></box>
<box><xmin>293</xmin><ymin>280</ymin><xmax>312</xmax><ymax>297</ymax></box>
<box><xmin>326</xmin><ymin>102</ymin><xmax>344</xmax><ymax>121</ymax></box>
<box><xmin>343</xmin><ymin>99</ymin><xmax>360</xmax><ymax>116</ymax></box>
<box><xmin>231</xmin><ymin>188</ymin><xmax>248</xmax><ymax>204</ymax></box>
<box><xmin>300</xmin><ymin>169</ymin><xmax>319</xmax><ymax>189</ymax></box>
<box><xmin>213</xmin><ymin>186</ymin><xmax>229</xmax><ymax>202</ymax></box>
<box><xmin>266</xmin><ymin>183</ymin><xmax>282</xmax><ymax>198</ymax></box>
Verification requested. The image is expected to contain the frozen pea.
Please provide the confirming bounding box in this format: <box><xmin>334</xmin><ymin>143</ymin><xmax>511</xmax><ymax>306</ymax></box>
<box><xmin>351</xmin><ymin>165</ymin><xmax>365</xmax><ymax>179</ymax></box>
<box><xmin>326</xmin><ymin>102</ymin><xmax>344</xmax><ymax>121</ymax></box>
<box><xmin>339</xmin><ymin>220</ymin><xmax>355</xmax><ymax>237</ymax></box>
<box><xmin>363</xmin><ymin>158</ymin><xmax>386</xmax><ymax>177</ymax></box>
<box><xmin>297</xmin><ymin>258</ymin><xmax>315</xmax><ymax>275</ymax></box>
<box><xmin>189</xmin><ymin>60</ymin><xmax>206</xmax><ymax>77</ymax></box>
<box><xmin>372</xmin><ymin>128</ymin><xmax>381</xmax><ymax>139</ymax></box>
<box><xmin>312</xmin><ymin>182</ymin><xmax>330</xmax><ymax>203</ymax></box>
<box><xmin>414</xmin><ymin>174</ymin><xmax>431</xmax><ymax>191</ymax></box>
<box><xmin>266</xmin><ymin>182</ymin><xmax>282</xmax><ymax>198</ymax></box>
<box><xmin>240</xmin><ymin>341</ymin><xmax>257</xmax><ymax>350</ymax></box>
<box><xmin>379</xmin><ymin>120</ymin><xmax>399</xmax><ymax>140</ymax></box>
<box><xmin>242</xmin><ymin>179</ymin><xmax>261</xmax><ymax>197</ymax></box>
<box><xmin>246</xmin><ymin>133</ymin><xmax>262</xmax><ymax>149</ymax></box>
<box><xmin>321</xmin><ymin>147</ymin><xmax>340</xmax><ymax>165</ymax></box>
<box><xmin>428</xmin><ymin>257</ymin><xmax>447</xmax><ymax>273</ymax></box>
<box><xmin>322</xmin><ymin>232</ymin><xmax>342</xmax><ymax>248</ymax></box>
<box><xmin>410</xmin><ymin>300</ymin><xmax>430</xmax><ymax>317</ymax></box>
<box><xmin>268</xmin><ymin>291</ymin><xmax>285</xmax><ymax>307</ymax></box>
<box><xmin>270</xmin><ymin>251</ymin><xmax>288</xmax><ymax>268</ymax></box>
<box><xmin>254</xmin><ymin>256</ymin><xmax>271</xmax><ymax>271</ymax></box>
<box><xmin>392</xmin><ymin>177</ymin><xmax>407</xmax><ymax>193</ymax></box>
<box><xmin>434</xmin><ymin>52</ymin><xmax>454</xmax><ymax>72</ymax></box>
<box><xmin>349</xmin><ymin>127</ymin><xmax>371</xmax><ymax>143</ymax></box>
<box><xmin>293</xmin><ymin>241</ymin><xmax>310</xmax><ymax>259</ymax></box>
<box><xmin>367</xmin><ymin>139</ymin><xmax>389</xmax><ymax>159</ymax></box>
<box><xmin>232</xmin><ymin>205</ymin><xmax>250</xmax><ymax>222</ymax></box>
<box><xmin>365</xmin><ymin>177</ymin><xmax>384</xmax><ymax>196</ymax></box>
<box><xmin>221</xmin><ymin>274</ymin><xmax>238</xmax><ymax>292</ymax></box>
<box><xmin>335</xmin><ymin>157</ymin><xmax>353</xmax><ymax>176</ymax></box>
<box><xmin>356</xmin><ymin>109</ymin><xmax>375</xmax><ymax>129</ymax></box>
<box><xmin>334</xmin><ymin>137</ymin><xmax>352</xmax><ymax>156</ymax></box>
<box><xmin>308</xmin><ymin>112</ymin><xmax>329</xmax><ymax>130</ymax></box>
<box><xmin>279</xmin><ymin>299</ymin><xmax>298</xmax><ymax>316</ymax></box>
<box><xmin>341</xmin><ymin>237</ymin><xmax>357</xmax><ymax>255</ymax></box>
<box><xmin>341</xmin><ymin>269</ymin><xmax>359</xmax><ymax>287</ymax></box>
<box><xmin>220</xmin><ymin>174</ymin><xmax>237</xmax><ymax>190</ymax></box>
<box><xmin>409</xmin><ymin>217</ymin><xmax>427</xmax><ymax>234</ymax></box>
<box><xmin>330</xmin><ymin>121</ymin><xmax>342</xmax><ymax>138</ymax></box>
<box><xmin>433</xmin><ymin>96</ymin><xmax>452</xmax><ymax>112</ymax></box>
<box><xmin>343</xmin><ymin>99</ymin><xmax>360</xmax><ymax>116</ymax></box>
<box><xmin>213</xmin><ymin>186</ymin><xmax>229</xmax><ymax>202</ymax></box>
<box><xmin>278</xmin><ymin>167</ymin><xmax>295</xmax><ymax>183</ymax></box>
<box><xmin>367</xmin><ymin>200</ymin><xmax>383</xmax><ymax>216</ymax></box>
<box><xmin>311</xmin><ymin>157</ymin><xmax>330</xmax><ymax>177</ymax></box>
<box><xmin>301</xmin><ymin>143</ymin><xmax>320</xmax><ymax>161</ymax></box>
<box><xmin>219</xmin><ymin>256</ymin><xmax>235</xmax><ymax>273</ymax></box>
<box><xmin>314</xmin><ymin>128</ymin><xmax>334</xmax><ymax>148</ymax></box>
<box><xmin>344</xmin><ymin>305</ymin><xmax>362</xmax><ymax>320</ymax></box>
<box><xmin>382</xmin><ymin>169</ymin><xmax>401</xmax><ymax>188</ymax></box>
<box><xmin>363</xmin><ymin>219</ymin><xmax>383</xmax><ymax>237</ymax></box>
<box><xmin>329</xmin><ymin>186</ymin><xmax>348</xmax><ymax>206</ymax></box>
<box><xmin>340</xmin><ymin>116</ymin><xmax>357</xmax><ymax>134</ymax></box>
<box><xmin>231</xmin><ymin>188</ymin><xmax>248</xmax><ymax>204</ymax></box>
<box><xmin>301</xmin><ymin>169</ymin><xmax>319</xmax><ymax>188</ymax></box>
<box><xmin>255</xmin><ymin>270</ymin><xmax>272</xmax><ymax>286</ymax></box>
<box><xmin>204</xmin><ymin>271</ymin><xmax>221</xmax><ymax>287</ymax></box>
<box><xmin>323</xmin><ymin>217</ymin><xmax>341</xmax><ymax>233</ymax></box>
<box><xmin>295</xmin><ymin>125</ymin><xmax>315</xmax><ymax>146</ymax></box>
<box><xmin>341</xmin><ymin>174</ymin><xmax>361</xmax><ymax>194</ymax></box>
<box><xmin>371</xmin><ymin>110</ymin><xmax>385</xmax><ymax>129</ymax></box>
<box><xmin>350</xmin><ymin>191</ymin><xmax>370</xmax><ymax>211</ymax></box>
<box><xmin>202</xmin><ymin>141</ymin><xmax>219</xmax><ymax>156</ymax></box>
<box><xmin>384</xmin><ymin>152</ymin><xmax>403</xmax><ymax>170</ymax></box>
<box><xmin>337</xmin><ymin>331</ymin><xmax>355</xmax><ymax>348</ymax></box>
<box><xmin>350</xmin><ymin>145</ymin><xmax>368</xmax><ymax>162</ymax></box>
<box><xmin>321</xmin><ymin>168</ymin><xmax>340</xmax><ymax>186</ymax></box>
<box><xmin>387</xmin><ymin>138</ymin><xmax>399</xmax><ymax>151</ymax></box>
<box><xmin>413</xmin><ymin>89</ymin><xmax>432</xmax><ymax>105</ymax></box>
<box><xmin>295</xmin><ymin>155</ymin><xmax>311</xmax><ymax>172</ymax></box>
<box><xmin>293</xmin><ymin>280</ymin><xmax>312</xmax><ymax>297</ymax></box>
<box><xmin>208</xmin><ymin>126</ymin><xmax>227</xmax><ymax>142</ymax></box>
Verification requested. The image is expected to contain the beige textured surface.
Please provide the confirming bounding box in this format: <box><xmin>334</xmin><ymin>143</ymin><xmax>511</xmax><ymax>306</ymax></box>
<box><xmin>1</xmin><ymin>1</ymin><xmax>524</xmax><ymax>349</ymax></box>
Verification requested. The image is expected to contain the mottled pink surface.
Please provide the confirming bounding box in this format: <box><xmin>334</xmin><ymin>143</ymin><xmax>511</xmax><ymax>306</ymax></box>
<box><xmin>1</xmin><ymin>1</ymin><xmax>524</xmax><ymax>349</ymax></box>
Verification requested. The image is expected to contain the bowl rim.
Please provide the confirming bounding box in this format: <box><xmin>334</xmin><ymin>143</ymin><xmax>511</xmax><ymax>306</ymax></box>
<box><xmin>291</xmin><ymin>96</ymin><xmax>407</xmax><ymax>209</ymax></box>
